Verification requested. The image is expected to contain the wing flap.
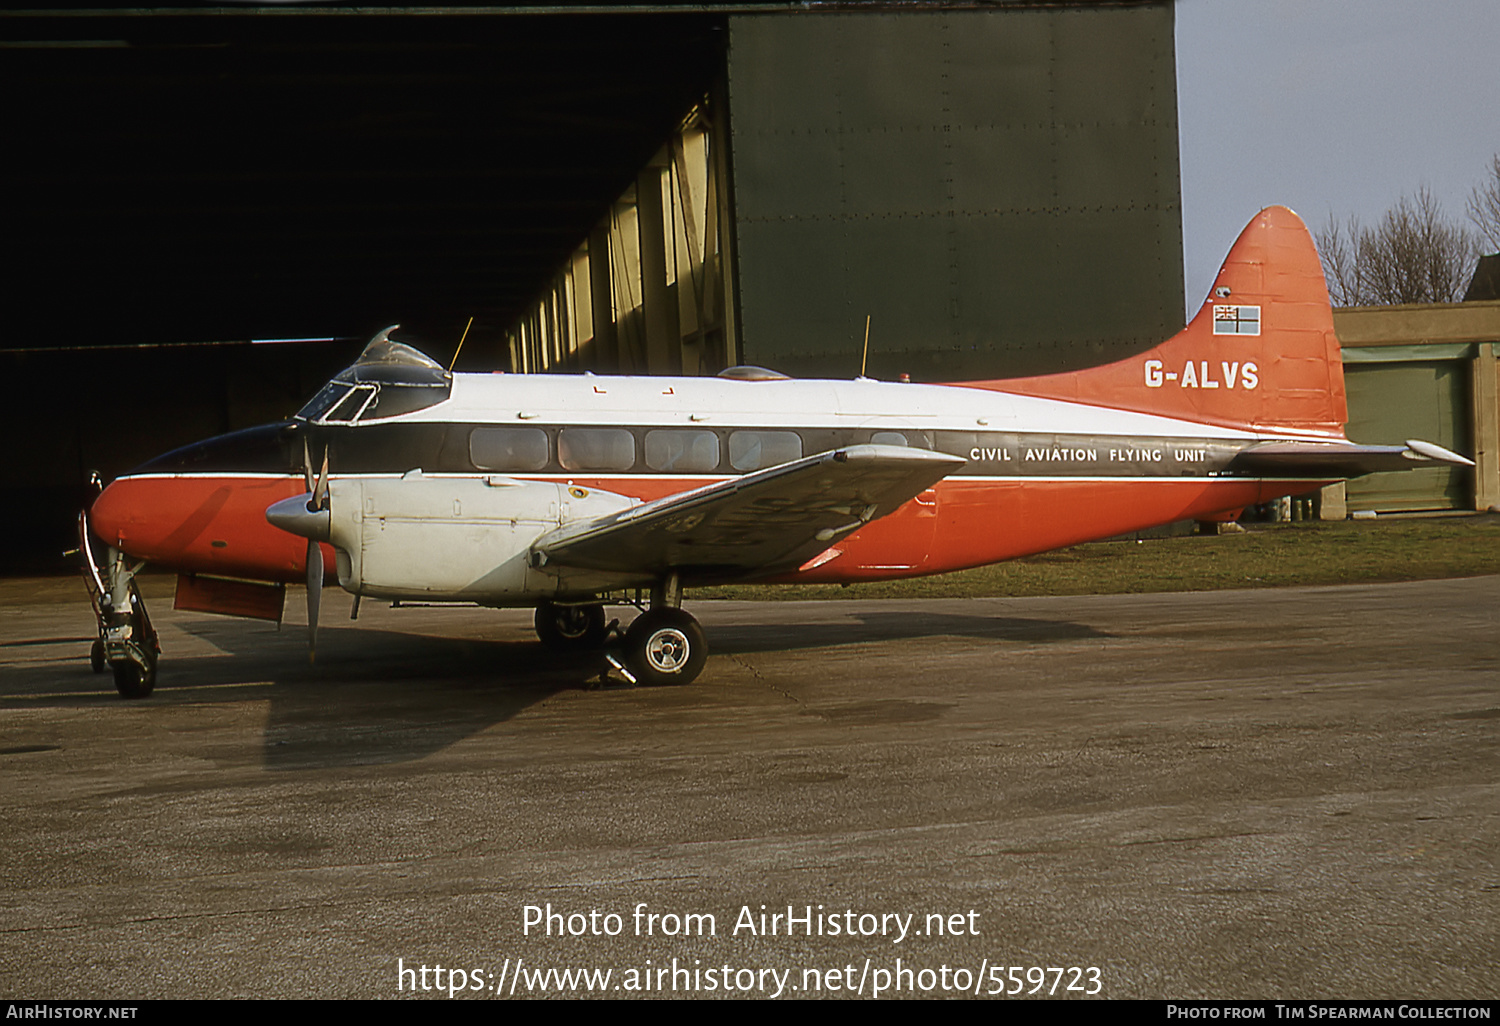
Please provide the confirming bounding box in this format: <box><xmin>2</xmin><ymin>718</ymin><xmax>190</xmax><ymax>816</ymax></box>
<box><xmin>534</xmin><ymin>445</ymin><xmax>964</xmax><ymax>579</ymax></box>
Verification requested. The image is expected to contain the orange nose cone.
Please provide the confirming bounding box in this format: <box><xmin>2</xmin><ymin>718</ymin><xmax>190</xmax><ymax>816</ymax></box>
<box><xmin>86</xmin><ymin>473</ymin><xmax>310</xmax><ymax>582</ymax></box>
<box><xmin>89</xmin><ymin>479</ymin><xmax>135</xmax><ymax>548</ymax></box>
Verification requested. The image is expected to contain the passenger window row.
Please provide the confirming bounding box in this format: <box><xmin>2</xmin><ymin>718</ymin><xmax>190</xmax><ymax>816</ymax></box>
<box><xmin>467</xmin><ymin>427</ymin><xmax>920</xmax><ymax>474</ymax></box>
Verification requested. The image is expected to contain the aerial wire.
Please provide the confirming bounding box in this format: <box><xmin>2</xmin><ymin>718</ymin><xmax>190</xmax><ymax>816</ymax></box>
<box><xmin>449</xmin><ymin>315</ymin><xmax>475</xmax><ymax>371</ymax></box>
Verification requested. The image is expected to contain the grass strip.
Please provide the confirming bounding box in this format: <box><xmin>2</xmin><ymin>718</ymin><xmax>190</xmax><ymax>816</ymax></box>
<box><xmin>691</xmin><ymin>514</ymin><xmax>1500</xmax><ymax>601</ymax></box>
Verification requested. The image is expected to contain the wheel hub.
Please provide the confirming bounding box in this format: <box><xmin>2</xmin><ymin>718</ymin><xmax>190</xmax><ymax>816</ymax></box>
<box><xmin>555</xmin><ymin>609</ymin><xmax>591</xmax><ymax>638</ymax></box>
<box><xmin>644</xmin><ymin>628</ymin><xmax>691</xmax><ymax>673</ymax></box>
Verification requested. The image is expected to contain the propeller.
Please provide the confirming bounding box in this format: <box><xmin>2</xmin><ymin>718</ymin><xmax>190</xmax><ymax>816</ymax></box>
<box><xmin>307</xmin><ymin>439</ymin><xmax>330</xmax><ymax>512</ymax></box>
<box><xmin>300</xmin><ymin>438</ymin><xmax>331</xmax><ymax>662</ymax></box>
<box><xmin>306</xmin><ymin>529</ymin><xmax>323</xmax><ymax>663</ymax></box>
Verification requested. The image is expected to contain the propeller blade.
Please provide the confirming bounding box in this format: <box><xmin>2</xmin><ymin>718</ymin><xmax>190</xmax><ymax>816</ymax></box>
<box><xmin>306</xmin><ymin>538</ymin><xmax>323</xmax><ymax>663</ymax></box>
<box><xmin>313</xmin><ymin>448</ymin><xmax>330</xmax><ymax>511</ymax></box>
<box><xmin>302</xmin><ymin>437</ymin><xmax>315</xmax><ymax>495</ymax></box>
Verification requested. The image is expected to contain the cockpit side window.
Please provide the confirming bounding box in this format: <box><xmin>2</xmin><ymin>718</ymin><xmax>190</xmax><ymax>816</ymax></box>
<box><xmin>324</xmin><ymin>385</ymin><xmax>375</xmax><ymax>423</ymax></box>
<box><xmin>295</xmin><ymin>382</ymin><xmax>352</xmax><ymax>422</ymax></box>
<box><xmin>360</xmin><ymin>382</ymin><xmax>450</xmax><ymax>421</ymax></box>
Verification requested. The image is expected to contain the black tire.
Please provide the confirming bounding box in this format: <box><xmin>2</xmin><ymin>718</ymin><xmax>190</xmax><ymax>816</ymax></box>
<box><xmin>90</xmin><ymin>638</ymin><xmax>105</xmax><ymax>674</ymax></box>
<box><xmin>105</xmin><ymin>582</ymin><xmax>160</xmax><ymax>698</ymax></box>
<box><xmin>111</xmin><ymin>657</ymin><xmax>156</xmax><ymax>699</ymax></box>
<box><xmin>534</xmin><ymin>602</ymin><xmax>608</xmax><ymax>651</ymax></box>
<box><xmin>624</xmin><ymin>609</ymin><xmax>707</xmax><ymax>686</ymax></box>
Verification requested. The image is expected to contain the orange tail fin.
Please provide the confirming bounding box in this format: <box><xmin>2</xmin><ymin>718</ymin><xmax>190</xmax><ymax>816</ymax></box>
<box><xmin>958</xmin><ymin>206</ymin><xmax>1347</xmax><ymax>438</ymax></box>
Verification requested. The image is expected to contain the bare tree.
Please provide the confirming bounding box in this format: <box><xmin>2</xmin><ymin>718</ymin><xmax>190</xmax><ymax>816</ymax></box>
<box><xmin>1468</xmin><ymin>154</ymin><xmax>1500</xmax><ymax>252</ymax></box>
<box><xmin>1316</xmin><ymin>214</ymin><xmax>1364</xmax><ymax>307</ymax></box>
<box><xmin>1316</xmin><ymin>187</ymin><xmax>1478</xmax><ymax>307</ymax></box>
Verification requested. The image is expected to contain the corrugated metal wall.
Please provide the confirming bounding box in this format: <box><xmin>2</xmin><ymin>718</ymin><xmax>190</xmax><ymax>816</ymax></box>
<box><xmin>726</xmin><ymin>4</ymin><xmax>1183</xmax><ymax>380</ymax></box>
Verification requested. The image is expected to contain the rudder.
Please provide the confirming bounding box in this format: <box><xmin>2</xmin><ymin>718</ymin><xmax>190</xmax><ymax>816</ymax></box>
<box><xmin>957</xmin><ymin>206</ymin><xmax>1347</xmax><ymax>438</ymax></box>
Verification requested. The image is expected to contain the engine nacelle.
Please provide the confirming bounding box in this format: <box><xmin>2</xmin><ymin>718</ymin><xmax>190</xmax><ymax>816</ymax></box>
<box><xmin>325</xmin><ymin>473</ymin><xmax>639</xmax><ymax>602</ymax></box>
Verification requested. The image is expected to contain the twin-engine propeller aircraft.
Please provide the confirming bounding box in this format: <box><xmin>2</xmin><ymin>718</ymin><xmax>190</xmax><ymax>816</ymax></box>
<box><xmin>83</xmin><ymin>207</ymin><xmax>1471</xmax><ymax>696</ymax></box>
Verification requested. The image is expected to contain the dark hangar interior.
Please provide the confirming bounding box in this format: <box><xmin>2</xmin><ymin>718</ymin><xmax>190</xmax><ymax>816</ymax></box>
<box><xmin>3</xmin><ymin>7</ymin><xmax>726</xmax><ymax>349</ymax></box>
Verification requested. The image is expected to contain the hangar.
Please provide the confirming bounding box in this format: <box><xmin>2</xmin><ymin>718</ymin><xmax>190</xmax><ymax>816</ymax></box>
<box><xmin>4</xmin><ymin>1</ymin><xmax>1181</xmax><ymax>570</ymax></box>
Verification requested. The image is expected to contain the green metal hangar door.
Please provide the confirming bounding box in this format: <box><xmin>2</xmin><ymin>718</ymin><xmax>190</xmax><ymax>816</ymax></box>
<box><xmin>724</xmin><ymin>2</ymin><xmax>1183</xmax><ymax>380</ymax></box>
<box><xmin>0</xmin><ymin>1</ymin><xmax>1183</xmax><ymax>571</ymax></box>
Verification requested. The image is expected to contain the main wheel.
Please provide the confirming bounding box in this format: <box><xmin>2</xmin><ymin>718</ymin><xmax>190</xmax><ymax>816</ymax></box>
<box><xmin>624</xmin><ymin>609</ymin><xmax>707</xmax><ymax>686</ymax></box>
<box><xmin>534</xmin><ymin>602</ymin><xmax>608</xmax><ymax>651</ymax></box>
<box><xmin>90</xmin><ymin>638</ymin><xmax>105</xmax><ymax>674</ymax></box>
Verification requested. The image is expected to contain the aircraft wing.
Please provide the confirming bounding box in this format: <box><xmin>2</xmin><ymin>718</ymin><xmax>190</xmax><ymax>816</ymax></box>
<box><xmin>1228</xmin><ymin>439</ymin><xmax>1474</xmax><ymax>478</ymax></box>
<box><xmin>533</xmin><ymin>444</ymin><xmax>965</xmax><ymax>580</ymax></box>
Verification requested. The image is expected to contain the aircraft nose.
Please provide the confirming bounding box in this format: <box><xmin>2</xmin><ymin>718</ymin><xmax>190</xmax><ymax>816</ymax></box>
<box><xmin>266</xmin><ymin>494</ymin><xmax>331</xmax><ymax>541</ymax></box>
<box><xmin>89</xmin><ymin>478</ymin><xmax>135</xmax><ymax>547</ymax></box>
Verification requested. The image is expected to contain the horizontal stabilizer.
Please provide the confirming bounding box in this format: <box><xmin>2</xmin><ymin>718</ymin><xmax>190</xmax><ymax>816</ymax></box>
<box><xmin>1229</xmin><ymin>439</ymin><xmax>1474</xmax><ymax>478</ymax></box>
<box><xmin>534</xmin><ymin>445</ymin><xmax>964</xmax><ymax>580</ymax></box>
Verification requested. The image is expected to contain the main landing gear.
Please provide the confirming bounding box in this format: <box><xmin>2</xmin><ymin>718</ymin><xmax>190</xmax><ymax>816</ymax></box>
<box><xmin>623</xmin><ymin>607</ymin><xmax>707</xmax><ymax>687</ymax></box>
<box><xmin>621</xmin><ymin>573</ymin><xmax>707</xmax><ymax>686</ymax></box>
<box><xmin>538</xmin><ymin>574</ymin><xmax>708</xmax><ymax>687</ymax></box>
<box><xmin>80</xmin><ymin>515</ymin><xmax>160</xmax><ymax>699</ymax></box>
<box><xmin>534</xmin><ymin>601</ymin><xmax>608</xmax><ymax>650</ymax></box>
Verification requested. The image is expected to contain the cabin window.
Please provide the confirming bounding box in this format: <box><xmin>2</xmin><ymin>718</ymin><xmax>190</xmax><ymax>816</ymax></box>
<box><xmin>728</xmin><ymin>430</ymin><xmax>802</xmax><ymax>472</ymax></box>
<box><xmin>470</xmin><ymin>427</ymin><xmax>549</xmax><ymax>471</ymax></box>
<box><xmin>644</xmin><ymin>430</ymin><xmax>720</xmax><ymax>473</ymax></box>
<box><xmin>871</xmin><ymin>431</ymin><xmax>908</xmax><ymax>447</ymax></box>
<box><xmin>558</xmin><ymin>428</ymin><xmax>636</xmax><ymax>472</ymax></box>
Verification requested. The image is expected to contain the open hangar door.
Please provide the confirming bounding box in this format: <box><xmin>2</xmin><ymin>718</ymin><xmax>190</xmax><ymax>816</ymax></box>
<box><xmin>0</xmin><ymin>6</ymin><xmax>725</xmax><ymax>572</ymax></box>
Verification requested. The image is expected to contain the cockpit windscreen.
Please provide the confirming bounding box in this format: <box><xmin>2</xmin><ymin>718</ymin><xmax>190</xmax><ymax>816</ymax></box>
<box><xmin>294</xmin><ymin>326</ymin><xmax>452</xmax><ymax>423</ymax></box>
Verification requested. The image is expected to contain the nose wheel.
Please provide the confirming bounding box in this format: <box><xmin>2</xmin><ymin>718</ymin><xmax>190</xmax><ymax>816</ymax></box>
<box><xmin>623</xmin><ymin>608</ymin><xmax>707</xmax><ymax>686</ymax></box>
<box><xmin>109</xmin><ymin>630</ymin><xmax>158</xmax><ymax>699</ymax></box>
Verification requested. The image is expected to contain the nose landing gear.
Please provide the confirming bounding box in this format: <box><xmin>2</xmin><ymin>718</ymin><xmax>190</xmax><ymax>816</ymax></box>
<box><xmin>80</xmin><ymin>514</ymin><xmax>160</xmax><ymax>699</ymax></box>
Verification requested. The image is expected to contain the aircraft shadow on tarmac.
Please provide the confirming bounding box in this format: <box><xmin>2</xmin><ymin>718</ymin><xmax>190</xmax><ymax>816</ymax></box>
<box><xmin>2</xmin><ymin>606</ymin><xmax>1108</xmax><ymax>770</ymax></box>
<box><xmin>705</xmin><ymin>608</ymin><xmax>1109</xmax><ymax>655</ymax></box>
